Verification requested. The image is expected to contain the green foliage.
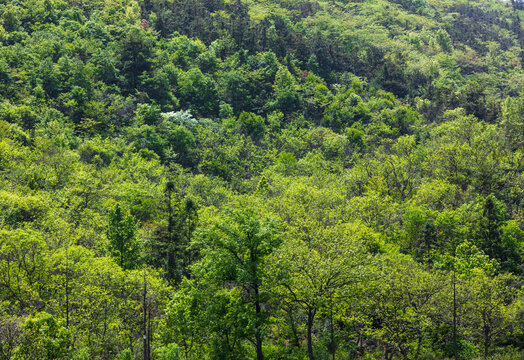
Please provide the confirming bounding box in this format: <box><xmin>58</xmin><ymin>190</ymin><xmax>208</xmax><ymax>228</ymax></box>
<box><xmin>14</xmin><ymin>312</ymin><xmax>70</xmax><ymax>360</ymax></box>
<box><xmin>0</xmin><ymin>0</ymin><xmax>522</xmax><ymax>358</ymax></box>
<box><xmin>135</xmin><ymin>103</ymin><xmax>162</xmax><ymax>126</ymax></box>
<box><xmin>367</xmin><ymin>254</ymin><xmax>446</xmax><ymax>359</ymax></box>
<box><xmin>156</xmin><ymin>343</ymin><xmax>181</xmax><ymax>360</ymax></box>
<box><xmin>118</xmin><ymin>27</ymin><xmax>154</xmax><ymax>89</ymax></box>
<box><xmin>168</xmin><ymin>126</ymin><xmax>195</xmax><ymax>166</ymax></box>
<box><xmin>1</xmin><ymin>5</ymin><xmax>20</xmax><ymax>33</ymax></box>
<box><xmin>474</xmin><ymin>194</ymin><xmax>523</xmax><ymax>273</ymax></box>
<box><xmin>255</xmin><ymin>176</ymin><xmax>269</xmax><ymax>195</ymax></box>
<box><xmin>189</xmin><ymin>207</ymin><xmax>282</xmax><ymax>359</ymax></box>
<box><xmin>436</xmin><ymin>28</ymin><xmax>453</xmax><ymax>53</ymax></box>
<box><xmin>322</xmin><ymin>89</ymin><xmax>371</xmax><ymax>131</ymax></box>
<box><xmin>106</xmin><ymin>204</ymin><xmax>140</xmax><ymax>270</ymax></box>
<box><xmin>270</xmin><ymin>66</ymin><xmax>302</xmax><ymax>114</ymax></box>
<box><xmin>178</xmin><ymin>67</ymin><xmax>218</xmax><ymax>116</ymax></box>
<box><xmin>237</xmin><ymin>111</ymin><xmax>266</xmax><ymax>141</ymax></box>
<box><xmin>116</xmin><ymin>349</ymin><xmax>133</xmax><ymax>360</ymax></box>
<box><xmin>501</xmin><ymin>91</ymin><xmax>524</xmax><ymax>151</ymax></box>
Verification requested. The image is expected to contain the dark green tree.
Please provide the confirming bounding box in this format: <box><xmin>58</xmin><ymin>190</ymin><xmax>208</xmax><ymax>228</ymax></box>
<box><xmin>106</xmin><ymin>204</ymin><xmax>140</xmax><ymax>270</ymax></box>
<box><xmin>118</xmin><ymin>28</ymin><xmax>154</xmax><ymax>90</ymax></box>
<box><xmin>178</xmin><ymin>67</ymin><xmax>219</xmax><ymax>116</ymax></box>
<box><xmin>153</xmin><ymin>183</ymin><xmax>198</xmax><ymax>284</ymax></box>
<box><xmin>177</xmin><ymin>197</ymin><xmax>199</xmax><ymax>279</ymax></box>
<box><xmin>237</xmin><ymin>112</ymin><xmax>266</xmax><ymax>141</ymax></box>
<box><xmin>477</xmin><ymin>195</ymin><xmax>522</xmax><ymax>273</ymax></box>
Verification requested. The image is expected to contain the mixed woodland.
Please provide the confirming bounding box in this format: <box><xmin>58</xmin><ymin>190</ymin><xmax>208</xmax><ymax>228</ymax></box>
<box><xmin>0</xmin><ymin>0</ymin><xmax>523</xmax><ymax>359</ymax></box>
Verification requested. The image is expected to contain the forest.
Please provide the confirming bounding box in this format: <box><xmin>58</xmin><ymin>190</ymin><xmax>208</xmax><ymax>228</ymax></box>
<box><xmin>0</xmin><ymin>0</ymin><xmax>523</xmax><ymax>359</ymax></box>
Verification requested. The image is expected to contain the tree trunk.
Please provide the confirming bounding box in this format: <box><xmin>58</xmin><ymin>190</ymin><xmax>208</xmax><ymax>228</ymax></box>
<box><xmin>307</xmin><ymin>308</ymin><xmax>316</xmax><ymax>360</ymax></box>
<box><xmin>143</xmin><ymin>272</ymin><xmax>150</xmax><ymax>360</ymax></box>
<box><xmin>484</xmin><ymin>324</ymin><xmax>491</xmax><ymax>360</ymax></box>
<box><xmin>414</xmin><ymin>334</ymin><xmax>422</xmax><ymax>360</ymax></box>
<box><xmin>65</xmin><ymin>244</ymin><xmax>70</xmax><ymax>328</ymax></box>
<box><xmin>254</xmin><ymin>284</ymin><xmax>264</xmax><ymax>360</ymax></box>
<box><xmin>453</xmin><ymin>255</ymin><xmax>458</xmax><ymax>360</ymax></box>
<box><xmin>287</xmin><ymin>309</ymin><xmax>300</xmax><ymax>348</ymax></box>
<box><xmin>330</xmin><ymin>304</ymin><xmax>335</xmax><ymax>360</ymax></box>
<box><xmin>167</xmin><ymin>250</ymin><xmax>175</xmax><ymax>283</ymax></box>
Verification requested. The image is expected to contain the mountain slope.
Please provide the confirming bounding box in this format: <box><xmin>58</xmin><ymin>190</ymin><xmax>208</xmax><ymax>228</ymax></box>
<box><xmin>0</xmin><ymin>1</ymin><xmax>523</xmax><ymax>359</ymax></box>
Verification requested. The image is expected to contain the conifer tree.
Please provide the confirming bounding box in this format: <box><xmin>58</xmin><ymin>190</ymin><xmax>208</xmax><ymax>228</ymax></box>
<box><xmin>106</xmin><ymin>204</ymin><xmax>139</xmax><ymax>270</ymax></box>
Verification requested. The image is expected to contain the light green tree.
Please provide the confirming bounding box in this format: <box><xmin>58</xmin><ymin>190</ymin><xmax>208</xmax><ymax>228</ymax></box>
<box><xmin>188</xmin><ymin>207</ymin><xmax>281</xmax><ymax>360</ymax></box>
<box><xmin>14</xmin><ymin>312</ymin><xmax>71</xmax><ymax>360</ymax></box>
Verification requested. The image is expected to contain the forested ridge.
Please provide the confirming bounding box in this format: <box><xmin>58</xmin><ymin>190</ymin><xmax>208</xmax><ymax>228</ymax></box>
<box><xmin>0</xmin><ymin>0</ymin><xmax>523</xmax><ymax>359</ymax></box>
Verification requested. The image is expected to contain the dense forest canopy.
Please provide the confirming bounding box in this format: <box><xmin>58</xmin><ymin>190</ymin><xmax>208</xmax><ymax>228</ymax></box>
<box><xmin>0</xmin><ymin>0</ymin><xmax>523</xmax><ymax>359</ymax></box>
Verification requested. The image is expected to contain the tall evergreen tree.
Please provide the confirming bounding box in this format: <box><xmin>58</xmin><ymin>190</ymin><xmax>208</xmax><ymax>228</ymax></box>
<box><xmin>106</xmin><ymin>204</ymin><xmax>139</xmax><ymax>270</ymax></box>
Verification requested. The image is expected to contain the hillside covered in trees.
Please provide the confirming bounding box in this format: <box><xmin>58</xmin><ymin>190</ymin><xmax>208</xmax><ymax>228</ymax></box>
<box><xmin>0</xmin><ymin>0</ymin><xmax>523</xmax><ymax>359</ymax></box>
